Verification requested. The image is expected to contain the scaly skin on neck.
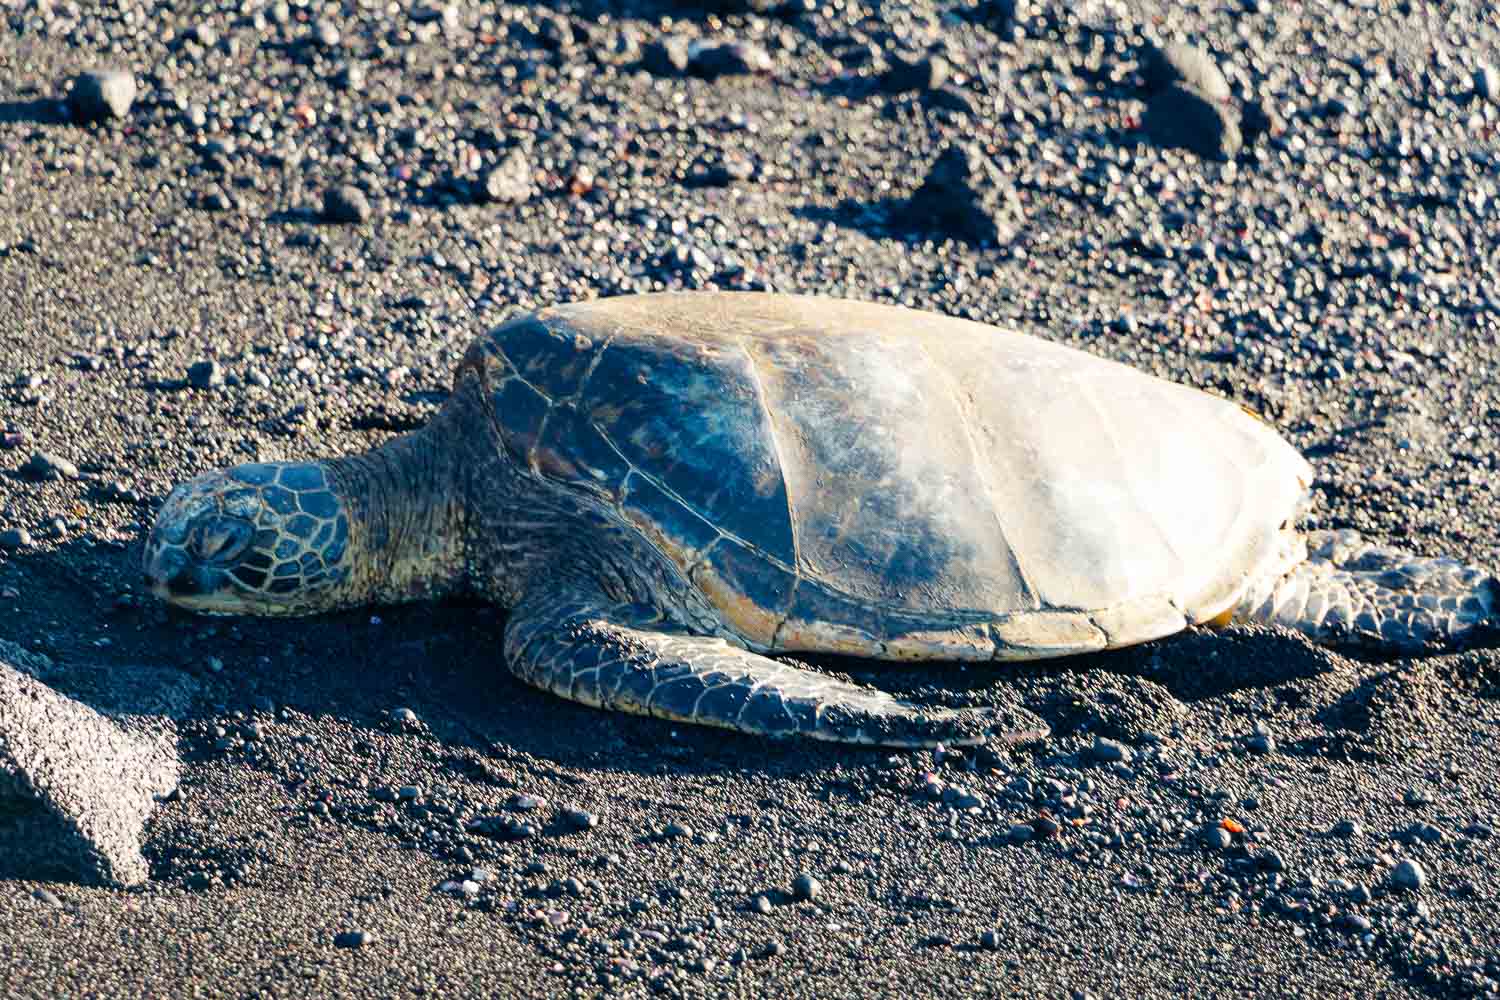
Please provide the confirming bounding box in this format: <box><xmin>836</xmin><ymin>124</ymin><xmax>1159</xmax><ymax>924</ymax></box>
<box><xmin>322</xmin><ymin>421</ymin><xmax>469</xmax><ymax>609</ymax></box>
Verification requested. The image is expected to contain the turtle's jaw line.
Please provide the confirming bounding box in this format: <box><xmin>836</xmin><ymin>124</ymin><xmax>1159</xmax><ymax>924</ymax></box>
<box><xmin>146</xmin><ymin>573</ymin><xmax>308</xmax><ymax>617</ymax></box>
<box><xmin>144</xmin><ymin>563</ymin><xmax>255</xmax><ymax>615</ymax></box>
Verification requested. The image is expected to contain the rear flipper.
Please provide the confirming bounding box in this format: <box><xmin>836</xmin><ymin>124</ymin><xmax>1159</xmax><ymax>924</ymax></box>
<box><xmin>504</xmin><ymin>593</ymin><xmax>1048</xmax><ymax>748</ymax></box>
<box><xmin>1232</xmin><ymin>529</ymin><xmax>1499</xmax><ymax>650</ymax></box>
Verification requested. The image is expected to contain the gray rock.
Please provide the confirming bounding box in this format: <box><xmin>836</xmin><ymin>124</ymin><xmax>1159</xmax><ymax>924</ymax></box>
<box><xmin>894</xmin><ymin>143</ymin><xmax>1023</xmax><ymax>246</ymax></box>
<box><xmin>1403</xmin><ymin>786</ymin><xmax>1433</xmax><ymax>807</ymax></box>
<box><xmin>791</xmin><ymin>873</ymin><xmax>821</xmax><ymax>900</ymax></box>
<box><xmin>1143</xmin><ymin>84</ymin><xmax>1243</xmax><ymax>161</ymax></box>
<box><xmin>310</xmin><ymin>19</ymin><xmax>341</xmax><ymax>48</ymax></box>
<box><xmin>411</xmin><ymin>3</ymin><xmax>459</xmax><ymax>31</ymax></box>
<box><xmin>334</xmin><ymin>62</ymin><xmax>366</xmax><ymax>92</ymax></box>
<box><xmin>22</xmin><ymin>451</ymin><xmax>79</xmax><ymax>481</ymax></box>
<box><xmin>1391</xmin><ymin>859</ymin><xmax>1427</xmax><ymax>892</ymax></box>
<box><xmin>973</xmin><ymin>0</ymin><xmax>1024</xmax><ymax>39</ymax></box>
<box><xmin>481</xmin><ymin>150</ymin><xmax>536</xmax><ymax>204</ymax></box>
<box><xmin>199</xmin><ymin>187</ymin><xmax>234</xmax><ymax>213</ymax></box>
<box><xmin>187</xmin><ymin>361</ymin><xmax>224</xmax><ymax>389</ymax></box>
<box><xmin>0</xmin><ymin>528</ymin><xmax>30</xmax><ymax>550</ymax></box>
<box><xmin>322</xmin><ymin>185</ymin><xmax>372</xmax><ymax>224</ymax></box>
<box><xmin>689</xmin><ymin>40</ymin><xmax>773</xmax><ymax>78</ymax></box>
<box><xmin>1476</xmin><ymin>64</ymin><xmax>1499</xmax><ymax>104</ymax></box>
<box><xmin>1341</xmin><ymin>913</ymin><xmax>1372</xmax><ymax>933</ymax></box>
<box><xmin>1031</xmin><ymin>815</ymin><xmax>1060</xmax><ymax>839</ymax></box>
<box><xmin>1247</xmin><ymin>724</ymin><xmax>1275</xmax><ymax>754</ymax></box>
<box><xmin>643</xmin><ymin>36</ymin><xmax>693</xmax><ymax>76</ymax></box>
<box><xmin>68</xmin><ymin>70</ymin><xmax>137</xmax><ymax>123</ymax></box>
<box><xmin>1140</xmin><ymin>42</ymin><xmax>1230</xmax><ymax>102</ymax></box>
<box><xmin>1091</xmin><ymin>736</ymin><xmax>1132</xmax><ymax>764</ymax></box>
<box><xmin>561</xmin><ymin>806</ymin><xmax>600</xmax><ymax>830</ymax></box>
<box><xmin>1202</xmin><ymin>825</ymin><xmax>1232</xmax><ymax>850</ymax></box>
<box><xmin>0</xmin><ymin>642</ymin><xmax>179</xmax><ymax>886</ymax></box>
<box><xmin>883</xmin><ymin>52</ymin><xmax>950</xmax><ymax>93</ymax></box>
<box><xmin>333</xmin><ymin>929</ymin><xmax>375</xmax><ymax>948</ymax></box>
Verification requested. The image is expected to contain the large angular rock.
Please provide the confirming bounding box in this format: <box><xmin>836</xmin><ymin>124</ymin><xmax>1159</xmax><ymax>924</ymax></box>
<box><xmin>894</xmin><ymin>143</ymin><xmax>1024</xmax><ymax>246</ymax></box>
<box><xmin>480</xmin><ymin>149</ymin><xmax>536</xmax><ymax>204</ymax></box>
<box><xmin>0</xmin><ymin>643</ymin><xmax>179</xmax><ymax>886</ymax></box>
<box><xmin>1139</xmin><ymin>42</ymin><xmax>1230</xmax><ymax>102</ymax></box>
<box><xmin>67</xmin><ymin>69</ymin><xmax>137</xmax><ymax>123</ymax></box>
<box><xmin>1143</xmin><ymin>84</ymin><xmax>1243</xmax><ymax>162</ymax></box>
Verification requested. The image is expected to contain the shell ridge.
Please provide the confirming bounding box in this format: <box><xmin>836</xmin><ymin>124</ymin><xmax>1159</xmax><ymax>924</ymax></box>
<box><xmin>596</xmin><ymin>423</ymin><xmax>788</xmax><ymax>573</ymax></box>
<box><xmin>911</xmin><ymin>338</ymin><xmax>1039</xmax><ymax>610</ymax></box>
<box><xmin>566</xmin><ymin>328</ymin><xmax>620</xmax><ymax>403</ymax></box>
<box><xmin>736</xmin><ymin>334</ymin><xmax>801</xmax><ymax>583</ymax></box>
<box><xmin>1076</xmin><ymin>373</ymin><xmax>1188</xmax><ymax>580</ymax></box>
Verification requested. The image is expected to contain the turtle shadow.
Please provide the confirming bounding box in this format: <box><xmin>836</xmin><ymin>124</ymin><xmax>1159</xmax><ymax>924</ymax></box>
<box><xmin>0</xmin><ymin>533</ymin><xmax>1467</xmax><ymax>761</ymax></box>
<box><xmin>0</xmin><ymin>538</ymin><xmax>856</xmax><ymax>781</ymax></box>
<box><xmin>808</xmin><ymin>623</ymin><xmax>1356</xmax><ymax>746</ymax></box>
<box><xmin>0</xmin><ymin>531</ymin><xmax>1364</xmax><ymax>764</ymax></box>
<box><xmin>0</xmin><ymin>535</ymin><xmax>1486</xmax><ymax>887</ymax></box>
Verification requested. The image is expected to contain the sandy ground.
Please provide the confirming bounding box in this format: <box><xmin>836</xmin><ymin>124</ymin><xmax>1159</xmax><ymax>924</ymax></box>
<box><xmin>3</xmin><ymin>0</ymin><xmax>1500</xmax><ymax>997</ymax></box>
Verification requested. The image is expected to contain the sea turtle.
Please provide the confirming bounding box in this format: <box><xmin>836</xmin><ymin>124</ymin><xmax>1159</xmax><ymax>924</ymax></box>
<box><xmin>142</xmin><ymin>293</ymin><xmax>1498</xmax><ymax>747</ymax></box>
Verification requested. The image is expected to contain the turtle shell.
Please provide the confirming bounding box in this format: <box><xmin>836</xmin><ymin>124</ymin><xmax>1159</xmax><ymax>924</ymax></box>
<box><xmin>467</xmin><ymin>293</ymin><xmax>1311</xmax><ymax>661</ymax></box>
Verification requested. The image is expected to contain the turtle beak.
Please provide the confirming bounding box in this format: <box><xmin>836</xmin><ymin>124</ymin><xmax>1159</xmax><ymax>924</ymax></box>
<box><xmin>143</xmin><ymin>546</ymin><xmax>211</xmax><ymax>600</ymax></box>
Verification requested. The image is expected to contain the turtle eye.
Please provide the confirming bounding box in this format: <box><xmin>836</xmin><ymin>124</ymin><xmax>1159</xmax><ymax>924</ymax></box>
<box><xmin>191</xmin><ymin>516</ymin><xmax>253</xmax><ymax>564</ymax></box>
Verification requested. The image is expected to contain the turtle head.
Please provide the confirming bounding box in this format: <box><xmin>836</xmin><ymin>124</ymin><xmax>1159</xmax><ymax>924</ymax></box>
<box><xmin>143</xmin><ymin>461</ymin><xmax>354</xmax><ymax>616</ymax></box>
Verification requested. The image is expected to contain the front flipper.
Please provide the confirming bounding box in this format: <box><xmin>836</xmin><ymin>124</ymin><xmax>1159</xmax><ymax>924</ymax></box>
<box><xmin>503</xmin><ymin>594</ymin><xmax>1044</xmax><ymax>748</ymax></box>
